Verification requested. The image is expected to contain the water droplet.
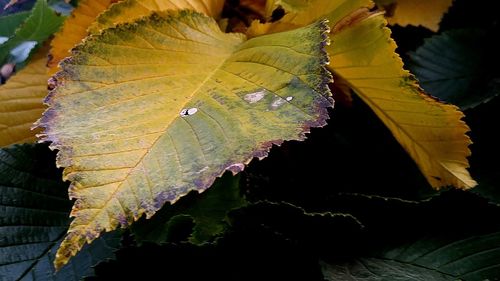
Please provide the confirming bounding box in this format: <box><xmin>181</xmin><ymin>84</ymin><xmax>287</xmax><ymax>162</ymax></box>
<box><xmin>286</xmin><ymin>96</ymin><xmax>293</xmax><ymax>102</ymax></box>
<box><xmin>244</xmin><ymin>89</ymin><xmax>267</xmax><ymax>104</ymax></box>
<box><xmin>180</xmin><ymin>107</ymin><xmax>198</xmax><ymax>117</ymax></box>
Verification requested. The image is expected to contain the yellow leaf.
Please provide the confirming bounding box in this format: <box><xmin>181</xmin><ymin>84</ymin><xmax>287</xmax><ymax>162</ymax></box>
<box><xmin>36</xmin><ymin>10</ymin><xmax>332</xmax><ymax>269</ymax></box>
<box><xmin>248</xmin><ymin>0</ymin><xmax>373</xmax><ymax>37</ymax></box>
<box><xmin>87</xmin><ymin>0</ymin><xmax>225</xmax><ymax>35</ymax></box>
<box><xmin>48</xmin><ymin>0</ymin><xmax>122</xmax><ymax>75</ymax></box>
<box><xmin>327</xmin><ymin>14</ymin><xmax>475</xmax><ymax>189</ymax></box>
<box><xmin>0</xmin><ymin>47</ymin><xmax>47</xmax><ymax>147</ymax></box>
<box><xmin>265</xmin><ymin>0</ymin><xmax>373</xmax><ymax>28</ymax></box>
<box><xmin>253</xmin><ymin>0</ymin><xmax>476</xmax><ymax>189</ymax></box>
<box><xmin>385</xmin><ymin>0</ymin><xmax>453</xmax><ymax>32</ymax></box>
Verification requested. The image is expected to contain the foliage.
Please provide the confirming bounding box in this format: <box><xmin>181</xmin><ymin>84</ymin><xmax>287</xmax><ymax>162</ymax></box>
<box><xmin>0</xmin><ymin>0</ymin><xmax>499</xmax><ymax>280</ymax></box>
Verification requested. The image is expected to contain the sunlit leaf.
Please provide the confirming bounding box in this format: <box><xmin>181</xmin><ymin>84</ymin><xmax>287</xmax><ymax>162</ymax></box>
<box><xmin>0</xmin><ymin>0</ymin><xmax>64</xmax><ymax>65</ymax></box>
<box><xmin>48</xmin><ymin>0</ymin><xmax>122</xmax><ymax>74</ymax></box>
<box><xmin>0</xmin><ymin>144</ymin><xmax>120</xmax><ymax>280</ymax></box>
<box><xmin>87</xmin><ymin>0</ymin><xmax>225</xmax><ymax>35</ymax></box>
<box><xmin>0</xmin><ymin>46</ymin><xmax>47</xmax><ymax>147</ymax></box>
<box><xmin>259</xmin><ymin>0</ymin><xmax>476</xmax><ymax>189</ymax></box>
<box><xmin>376</xmin><ymin>0</ymin><xmax>453</xmax><ymax>32</ymax></box>
<box><xmin>36</xmin><ymin>10</ymin><xmax>332</xmax><ymax>269</ymax></box>
<box><xmin>327</xmin><ymin>14</ymin><xmax>475</xmax><ymax>189</ymax></box>
<box><xmin>265</xmin><ymin>0</ymin><xmax>373</xmax><ymax>28</ymax></box>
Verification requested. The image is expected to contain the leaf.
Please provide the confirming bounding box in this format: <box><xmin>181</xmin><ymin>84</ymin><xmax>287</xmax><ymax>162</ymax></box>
<box><xmin>0</xmin><ymin>46</ymin><xmax>47</xmax><ymax>147</ymax></box>
<box><xmin>408</xmin><ymin>29</ymin><xmax>499</xmax><ymax>110</ymax></box>
<box><xmin>252</xmin><ymin>0</ymin><xmax>476</xmax><ymax>189</ymax></box>
<box><xmin>36</xmin><ymin>10</ymin><xmax>332</xmax><ymax>269</ymax></box>
<box><xmin>0</xmin><ymin>11</ymin><xmax>30</xmax><ymax>37</ymax></box>
<box><xmin>321</xmin><ymin>230</ymin><xmax>500</xmax><ymax>280</ymax></box>
<box><xmin>0</xmin><ymin>144</ymin><xmax>120</xmax><ymax>280</ymax></box>
<box><xmin>87</xmin><ymin>0</ymin><xmax>225</xmax><ymax>35</ymax></box>
<box><xmin>380</xmin><ymin>230</ymin><xmax>500</xmax><ymax>280</ymax></box>
<box><xmin>327</xmin><ymin>14</ymin><xmax>476</xmax><ymax>189</ymax></box>
<box><xmin>255</xmin><ymin>0</ymin><xmax>373</xmax><ymax>36</ymax></box>
<box><xmin>133</xmin><ymin>173</ymin><xmax>246</xmax><ymax>245</ymax></box>
<box><xmin>321</xmin><ymin>259</ymin><xmax>456</xmax><ymax>280</ymax></box>
<box><xmin>383</xmin><ymin>0</ymin><xmax>453</xmax><ymax>32</ymax></box>
<box><xmin>48</xmin><ymin>0</ymin><xmax>122</xmax><ymax>75</ymax></box>
<box><xmin>0</xmin><ymin>0</ymin><xmax>64</xmax><ymax>65</ymax></box>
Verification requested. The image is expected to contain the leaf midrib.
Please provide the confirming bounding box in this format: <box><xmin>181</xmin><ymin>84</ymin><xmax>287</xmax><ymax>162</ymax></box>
<box><xmin>70</xmin><ymin>35</ymin><xmax>244</xmax><ymax>229</ymax></box>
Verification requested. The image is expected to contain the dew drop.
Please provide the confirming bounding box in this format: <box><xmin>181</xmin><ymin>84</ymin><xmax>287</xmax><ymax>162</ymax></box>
<box><xmin>180</xmin><ymin>107</ymin><xmax>198</xmax><ymax>117</ymax></box>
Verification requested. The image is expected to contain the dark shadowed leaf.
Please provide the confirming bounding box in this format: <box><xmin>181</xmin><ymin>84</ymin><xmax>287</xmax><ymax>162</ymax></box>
<box><xmin>409</xmin><ymin>29</ymin><xmax>500</xmax><ymax>109</ymax></box>
<box><xmin>132</xmin><ymin>173</ymin><xmax>247</xmax><ymax>245</ymax></box>
<box><xmin>322</xmin><ymin>229</ymin><xmax>500</xmax><ymax>281</ymax></box>
<box><xmin>321</xmin><ymin>258</ymin><xmax>455</xmax><ymax>280</ymax></box>
<box><xmin>0</xmin><ymin>0</ymin><xmax>35</xmax><ymax>16</ymax></box>
<box><xmin>0</xmin><ymin>144</ymin><xmax>120</xmax><ymax>281</ymax></box>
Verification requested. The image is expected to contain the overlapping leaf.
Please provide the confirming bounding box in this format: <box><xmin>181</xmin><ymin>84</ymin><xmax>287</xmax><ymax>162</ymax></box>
<box><xmin>87</xmin><ymin>0</ymin><xmax>225</xmax><ymax>35</ymax></box>
<box><xmin>260</xmin><ymin>0</ymin><xmax>476</xmax><ymax>189</ymax></box>
<box><xmin>0</xmin><ymin>46</ymin><xmax>48</xmax><ymax>147</ymax></box>
<box><xmin>409</xmin><ymin>29</ymin><xmax>499</xmax><ymax>109</ymax></box>
<box><xmin>0</xmin><ymin>11</ymin><xmax>30</xmax><ymax>37</ymax></box>
<box><xmin>0</xmin><ymin>144</ymin><xmax>120</xmax><ymax>280</ymax></box>
<box><xmin>36</xmin><ymin>10</ymin><xmax>332</xmax><ymax>268</ymax></box>
<box><xmin>375</xmin><ymin>0</ymin><xmax>453</xmax><ymax>32</ymax></box>
<box><xmin>133</xmin><ymin>173</ymin><xmax>246</xmax><ymax>245</ymax></box>
<box><xmin>0</xmin><ymin>0</ymin><xmax>64</xmax><ymax>65</ymax></box>
<box><xmin>327</xmin><ymin>15</ymin><xmax>475</xmax><ymax>189</ymax></box>
<box><xmin>48</xmin><ymin>0</ymin><xmax>121</xmax><ymax>74</ymax></box>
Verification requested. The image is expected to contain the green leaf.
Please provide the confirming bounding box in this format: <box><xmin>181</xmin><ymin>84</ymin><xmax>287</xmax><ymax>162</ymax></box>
<box><xmin>0</xmin><ymin>144</ymin><xmax>120</xmax><ymax>280</ymax></box>
<box><xmin>409</xmin><ymin>29</ymin><xmax>500</xmax><ymax>109</ymax></box>
<box><xmin>321</xmin><ymin>258</ymin><xmax>455</xmax><ymax>280</ymax></box>
<box><xmin>0</xmin><ymin>11</ymin><xmax>30</xmax><ymax>37</ymax></box>
<box><xmin>132</xmin><ymin>173</ymin><xmax>247</xmax><ymax>245</ymax></box>
<box><xmin>322</xmin><ymin>230</ymin><xmax>500</xmax><ymax>280</ymax></box>
<box><xmin>36</xmin><ymin>10</ymin><xmax>332</xmax><ymax>269</ymax></box>
<box><xmin>0</xmin><ymin>0</ymin><xmax>64</xmax><ymax>65</ymax></box>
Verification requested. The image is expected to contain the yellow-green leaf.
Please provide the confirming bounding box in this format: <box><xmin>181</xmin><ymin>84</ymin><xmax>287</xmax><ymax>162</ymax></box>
<box><xmin>36</xmin><ymin>10</ymin><xmax>332</xmax><ymax>269</ymax></box>
<box><xmin>327</xmin><ymin>14</ymin><xmax>475</xmax><ymax>189</ymax></box>
<box><xmin>88</xmin><ymin>0</ymin><xmax>225</xmax><ymax>35</ymax></box>
<box><xmin>49</xmin><ymin>0</ymin><xmax>122</xmax><ymax>75</ymax></box>
<box><xmin>0</xmin><ymin>46</ymin><xmax>47</xmax><ymax>147</ymax></box>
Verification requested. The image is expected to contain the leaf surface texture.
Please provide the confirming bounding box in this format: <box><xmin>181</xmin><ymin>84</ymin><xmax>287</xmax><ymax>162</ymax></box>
<box><xmin>37</xmin><ymin>10</ymin><xmax>332</xmax><ymax>268</ymax></box>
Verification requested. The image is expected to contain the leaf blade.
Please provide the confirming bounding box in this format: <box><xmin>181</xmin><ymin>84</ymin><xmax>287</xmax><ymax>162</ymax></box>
<box><xmin>0</xmin><ymin>0</ymin><xmax>64</xmax><ymax>65</ymax></box>
<box><xmin>0</xmin><ymin>45</ymin><xmax>48</xmax><ymax>147</ymax></box>
<box><xmin>36</xmin><ymin>10</ymin><xmax>332</xmax><ymax>269</ymax></box>
<box><xmin>327</xmin><ymin>14</ymin><xmax>476</xmax><ymax>189</ymax></box>
<box><xmin>0</xmin><ymin>144</ymin><xmax>120</xmax><ymax>281</ymax></box>
<box><xmin>88</xmin><ymin>0</ymin><xmax>225</xmax><ymax>35</ymax></box>
<box><xmin>48</xmin><ymin>0</ymin><xmax>122</xmax><ymax>74</ymax></box>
